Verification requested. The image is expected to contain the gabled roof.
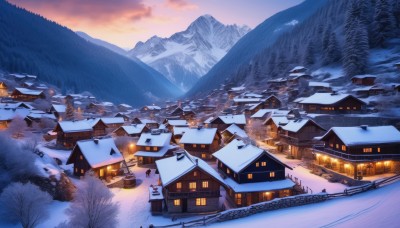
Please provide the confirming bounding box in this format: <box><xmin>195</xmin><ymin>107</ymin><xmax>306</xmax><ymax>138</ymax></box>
<box><xmin>67</xmin><ymin>138</ymin><xmax>124</xmax><ymax>168</ymax></box>
<box><xmin>51</xmin><ymin>104</ymin><xmax>66</xmax><ymax>113</ymax></box>
<box><xmin>351</xmin><ymin>74</ymin><xmax>377</xmax><ymax>79</ymax></box>
<box><xmin>137</xmin><ymin>132</ymin><xmax>172</xmax><ymax>147</ymax></box>
<box><xmin>320</xmin><ymin>126</ymin><xmax>400</xmax><ymax>146</ymax></box>
<box><xmin>278</xmin><ymin>118</ymin><xmax>325</xmax><ymax>133</ymax></box>
<box><xmin>56</xmin><ymin>120</ymin><xmax>93</xmax><ymax>133</ymax></box>
<box><xmin>222</xmin><ymin>124</ymin><xmax>248</xmax><ymax>139</ymax></box>
<box><xmin>0</xmin><ymin>102</ymin><xmax>34</xmax><ymax>110</ymax></box>
<box><xmin>101</xmin><ymin>117</ymin><xmax>124</xmax><ymax>125</ymax></box>
<box><xmin>308</xmin><ymin>81</ymin><xmax>330</xmax><ymax>88</ymax></box>
<box><xmin>289</xmin><ymin>66</ymin><xmax>307</xmax><ymax>73</ymax></box>
<box><xmin>179</xmin><ymin>127</ymin><xmax>218</xmax><ymax>145</ymax></box>
<box><xmin>0</xmin><ymin>108</ymin><xmax>30</xmax><ymax>121</ymax></box>
<box><xmin>156</xmin><ymin>151</ymin><xmax>225</xmax><ymax>187</ymax></box>
<box><xmin>166</xmin><ymin>119</ymin><xmax>188</xmax><ymax>126</ymax></box>
<box><xmin>264</xmin><ymin>116</ymin><xmax>289</xmax><ymax>126</ymax></box>
<box><xmin>173</xmin><ymin>126</ymin><xmax>190</xmax><ymax>136</ymax></box>
<box><xmin>115</xmin><ymin>124</ymin><xmax>146</xmax><ymax>135</ymax></box>
<box><xmin>299</xmin><ymin>93</ymin><xmax>366</xmax><ymax>105</ymax></box>
<box><xmin>215</xmin><ymin>114</ymin><xmax>246</xmax><ymax>125</ymax></box>
<box><xmin>251</xmin><ymin>109</ymin><xmax>276</xmax><ymax>118</ymax></box>
<box><xmin>13</xmin><ymin>87</ymin><xmax>43</xmax><ymax>95</ymax></box>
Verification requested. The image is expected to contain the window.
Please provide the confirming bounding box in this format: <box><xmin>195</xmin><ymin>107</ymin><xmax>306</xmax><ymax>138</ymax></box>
<box><xmin>189</xmin><ymin>182</ymin><xmax>196</xmax><ymax>191</ymax></box>
<box><xmin>201</xmin><ymin>144</ymin><xmax>206</xmax><ymax>148</ymax></box>
<box><xmin>329</xmin><ymin>143</ymin><xmax>333</xmax><ymax>148</ymax></box>
<box><xmin>174</xmin><ymin>199</ymin><xmax>180</xmax><ymax>206</ymax></box>
<box><xmin>336</xmin><ymin>144</ymin><xmax>339</xmax><ymax>149</ymax></box>
<box><xmin>347</xmin><ymin>107</ymin><xmax>350</xmax><ymax>110</ymax></box>
<box><xmin>353</xmin><ymin>107</ymin><xmax>357</xmax><ymax>110</ymax></box>
<box><xmin>80</xmin><ymin>155</ymin><xmax>83</xmax><ymax>160</ymax></box>
<box><xmin>270</xmin><ymin>172</ymin><xmax>275</xmax><ymax>178</ymax></box>
<box><xmin>255</xmin><ymin>162</ymin><xmax>259</xmax><ymax>167</ymax></box>
<box><xmin>176</xmin><ymin>182</ymin><xmax>182</xmax><ymax>190</ymax></box>
<box><xmin>247</xmin><ymin>173</ymin><xmax>253</xmax><ymax>179</ymax></box>
<box><xmin>75</xmin><ymin>168</ymin><xmax>78</xmax><ymax>173</ymax></box>
<box><xmin>192</xmin><ymin>144</ymin><xmax>197</xmax><ymax>148</ymax></box>
<box><xmin>145</xmin><ymin>146</ymin><xmax>151</xmax><ymax>151</ymax></box>
<box><xmin>377</xmin><ymin>147</ymin><xmax>381</xmax><ymax>153</ymax></box>
<box><xmin>153</xmin><ymin>147</ymin><xmax>158</xmax><ymax>151</ymax></box>
<box><xmin>193</xmin><ymin>171</ymin><xmax>198</xmax><ymax>177</ymax></box>
<box><xmin>235</xmin><ymin>194</ymin><xmax>242</xmax><ymax>205</ymax></box>
<box><xmin>262</xmin><ymin>162</ymin><xmax>267</xmax><ymax>167</ymax></box>
<box><xmin>202</xmin><ymin>181</ymin><xmax>209</xmax><ymax>188</ymax></box>
<box><xmin>363</xmin><ymin>148</ymin><xmax>372</xmax><ymax>153</ymax></box>
<box><xmin>81</xmin><ymin>169</ymin><xmax>84</xmax><ymax>174</ymax></box>
<box><xmin>201</xmin><ymin>154</ymin><xmax>206</xmax><ymax>159</ymax></box>
<box><xmin>196</xmin><ymin>198</ymin><xmax>207</xmax><ymax>206</ymax></box>
<box><xmin>220</xmin><ymin>162</ymin><xmax>223</xmax><ymax>167</ymax></box>
<box><xmin>339</xmin><ymin>107</ymin><xmax>343</xmax><ymax>110</ymax></box>
<box><xmin>234</xmin><ymin>173</ymin><xmax>237</xmax><ymax>178</ymax></box>
<box><xmin>227</xmin><ymin>168</ymin><xmax>230</xmax><ymax>174</ymax></box>
<box><xmin>341</xmin><ymin>145</ymin><xmax>346</xmax><ymax>151</ymax></box>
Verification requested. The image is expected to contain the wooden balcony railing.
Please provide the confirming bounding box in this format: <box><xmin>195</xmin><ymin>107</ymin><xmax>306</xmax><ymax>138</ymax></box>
<box><xmin>166</xmin><ymin>190</ymin><xmax>220</xmax><ymax>199</ymax></box>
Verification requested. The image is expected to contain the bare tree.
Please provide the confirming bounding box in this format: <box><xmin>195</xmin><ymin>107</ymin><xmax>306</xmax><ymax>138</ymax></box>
<box><xmin>65</xmin><ymin>172</ymin><xmax>119</xmax><ymax>228</ymax></box>
<box><xmin>0</xmin><ymin>182</ymin><xmax>52</xmax><ymax>228</ymax></box>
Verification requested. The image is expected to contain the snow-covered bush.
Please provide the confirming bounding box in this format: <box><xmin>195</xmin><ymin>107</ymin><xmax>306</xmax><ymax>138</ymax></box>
<box><xmin>0</xmin><ymin>182</ymin><xmax>52</xmax><ymax>228</ymax></box>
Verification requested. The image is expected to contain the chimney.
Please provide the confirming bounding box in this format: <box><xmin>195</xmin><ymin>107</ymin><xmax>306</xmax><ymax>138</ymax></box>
<box><xmin>94</xmin><ymin>138</ymin><xmax>99</xmax><ymax>144</ymax></box>
<box><xmin>195</xmin><ymin>158</ymin><xmax>198</xmax><ymax>166</ymax></box>
<box><xmin>360</xmin><ymin>125</ymin><xmax>368</xmax><ymax>130</ymax></box>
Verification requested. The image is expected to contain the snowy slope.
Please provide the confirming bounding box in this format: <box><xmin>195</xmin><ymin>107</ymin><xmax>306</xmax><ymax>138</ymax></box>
<box><xmin>128</xmin><ymin>15</ymin><xmax>251</xmax><ymax>91</ymax></box>
<box><xmin>76</xmin><ymin>31</ymin><xmax>128</xmax><ymax>56</ymax></box>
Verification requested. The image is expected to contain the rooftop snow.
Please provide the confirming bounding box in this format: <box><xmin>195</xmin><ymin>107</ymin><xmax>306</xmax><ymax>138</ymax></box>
<box><xmin>322</xmin><ymin>126</ymin><xmax>400</xmax><ymax>146</ymax></box>
<box><xmin>251</xmin><ymin>109</ymin><xmax>276</xmax><ymax>118</ymax></box>
<box><xmin>308</xmin><ymin>81</ymin><xmax>330</xmax><ymax>88</ymax></box>
<box><xmin>0</xmin><ymin>108</ymin><xmax>30</xmax><ymax>121</ymax></box>
<box><xmin>74</xmin><ymin>138</ymin><xmax>124</xmax><ymax>168</ymax></box>
<box><xmin>278</xmin><ymin>119</ymin><xmax>319</xmax><ymax>133</ymax></box>
<box><xmin>289</xmin><ymin>66</ymin><xmax>307</xmax><ymax>72</ymax></box>
<box><xmin>222</xmin><ymin>124</ymin><xmax>248</xmax><ymax>138</ymax></box>
<box><xmin>14</xmin><ymin>87</ymin><xmax>43</xmax><ymax>95</ymax></box>
<box><xmin>166</xmin><ymin>119</ymin><xmax>188</xmax><ymax>126</ymax></box>
<box><xmin>135</xmin><ymin>145</ymin><xmax>178</xmax><ymax>158</ymax></box>
<box><xmin>217</xmin><ymin>114</ymin><xmax>246</xmax><ymax>125</ymax></box>
<box><xmin>351</xmin><ymin>75</ymin><xmax>377</xmax><ymax>79</ymax></box>
<box><xmin>224</xmin><ymin>177</ymin><xmax>295</xmax><ymax>193</ymax></box>
<box><xmin>0</xmin><ymin>102</ymin><xmax>33</xmax><ymax>110</ymax></box>
<box><xmin>101</xmin><ymin>117</ymin><xmax>125</xmax><ymax>125</ymax></box>
<box><xmin>299</xmin><ymin>93</ymin><xmax>365</xmax><ymax>105</ymax></box>
<box><xmin>137</xmin><ymin>132</ymin><xmax>172</xmax><ymax>147</ymax></box>
<box><xmin>149</xmin><ymin>186</ymin><xmax>164</xmax><ymax>201</ymax></box>
<box><xmin>57</xmin><ymin>120</ymin><xmax>93</xmax><ymax>133</ymax></box>
<box><xmin>173</xmin><ymin>126</ymin><xmax>190</xmax><ymax>136</ymax></box>
<box><xmin>52</xmin><ymin>104</ymin><xmax>66</xmax><ymax>113</ymax></box>
<box><xmin>118</xmin><ymin>124</ymin><xmax>146</xmax><ymax>134</ymax></box>
<box><xmin>179</xmin><ymin>128</ymin><xmax>218</xmax><ymax>145</ymax></box>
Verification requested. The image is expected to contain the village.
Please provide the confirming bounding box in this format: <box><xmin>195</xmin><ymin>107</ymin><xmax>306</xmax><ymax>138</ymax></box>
<box><xmin>0</xmin><ymin>64</ymin><xmax>400</xmax><ymax>227</ymax></box>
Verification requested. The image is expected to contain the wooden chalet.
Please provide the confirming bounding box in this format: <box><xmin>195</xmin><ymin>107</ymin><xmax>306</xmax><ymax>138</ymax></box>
<box><xmin>66</xmin><ymin>138</ymin><xmax>124</xmax><ymax>179</ymax></box>
<box><xmin>179</xmin><ymin>127</ymin><xmax>221</xmax><ymax>160</ymax></box>
<box><xmin>287</xmin><ymin>73</ymin><xmax>312</xmax><ymax>86</ymax></box>
<box><xmin>50</xmin><ymin>104</ymin><xmax>66</xmax><ymax>121</ymax></box>
<box><xmin>227</xmin><ymin>86</ymin><xmax>246</xmax><ymax>99</ymax></box>
<box><xmin>163</xmin><ymin>119</ymin><xmax>189</xmax><ymax>132</ymax></box>
<box><xmin>277</xmin><ymin>118</ymin><xmax>326</xmax><ymax>159</ymax></box>
<box><xmin>298</xmin><ymin>92</ymin><xmax>366</xmax><ymax>114</ymax></box>
<box><xmin>208</xmin><ymin>114</ymin><xmax>246</xmax><ymax>132</ymax></box>
<box><xmin>351</xmin><ymin>75</ymin><xmax>376</xmax><ymax>86</ymax></box>
<box><xmin>132</xmin><ymin>117</ymin><xmax>159</xmax><ymax>129</ymax></box>
<box><xmin>0</xmin><ymin>108</ymin><xmax>30</xmax><ymax>130</ymax></box>
<box><xmin>313</xmin><ymin>125</ymin><xmax>400</xmax><ymax>179</ymax></box>
<box><xmin>250</xmin><ymin>109</ymin><xmax>275</xmax><ymax>122</ymax></box>
<box><xmin>113</xmin><ymin>124</ymin><xmax>149</xmax><ymax>137</ymax></box>
<box><xmin>101</xmin><ymin>117</ymin><xmax>125</xmax><ymax>132</ymax></box>
<box><xmin>85</xmin><ymin>118</ymin><xmax>108</xmax><ymax>137</ymax></box>
<box><xmin>54</xmin><ymin>121</ymin><xmax>93</xmax><ymax>148</ymax></box>
<box><xmin>267</xmin><ymin>78</ymin><xmax>287</xmax><ymax>89</ymax></box>
<box><xmin>308</xmin><ymin>81</ymin><xmax>332</xmax><ymax>93</ymax></box>
<box><xmin>11</xmin><ymin>87</ymin><xmax>45</xmax><ymax>101</ymax></box>
<box><xmin>135</xmin><ymin>130</ymin><xmax>178</xmax><ymax>166</ymax></box>
<box><xmin>140</xmin><ymin>105</ymin><xmax>161</xmax><ymax>118</ymax></box>
<box><xmin>289</xmin><ymin>66</ymin><xmax>308</xmax><ymax>74</ymax></box>
<box><xmin>154</xmin><ymin>151</ymin><xmax>226</xmax><ymax>213</ymax></box>
<box><xmin>25</xmin><ymin>111</ymin><xmax>56</xmax><ymax>127</ymax></box>
<box><xmin>263</xmin><ymin>116</ymin><xmax>289</xmax><ymax>147</ymax></box>
<box><xmin>117</xmin><ymin>104</ymin><xmax>132</xmax><ymax>112</ymax></box>
<box><xmin>352</xmin><ymin>85</ymin><xmax>385</xmax><ymax>97</ymax></box>
<box><xmin>213</xmin><ymin>139</ymin><xmax>295</xmax><ymax>207</ymax></box>
<box><xmin>172</xmin><ymin>126</ymin><xmax>190</xmax><ymax>143</ymax></box>
<box><xmin>115</xmin><ymin>112</ymin><xmax>130</xmax><ymax>122</ymax></box>
<box><xmin>221</xmin><ymin>124</ymin><xmax>249</xmax><ymax>144</ymax></box>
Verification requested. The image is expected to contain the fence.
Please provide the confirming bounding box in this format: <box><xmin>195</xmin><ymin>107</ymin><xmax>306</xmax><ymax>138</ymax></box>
<box><xmin>150</xmin><ymin>174</ymin><xmax>400</xmax><ymax>228</ymax></box>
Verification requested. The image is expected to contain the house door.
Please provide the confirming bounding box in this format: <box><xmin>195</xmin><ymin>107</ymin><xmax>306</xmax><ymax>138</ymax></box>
<box><xmin>246</xmin><ymin>194</ymin><xmax>252</xmax><ymax>206</ymax></box>
<box><xmin>99</xmin><ymin>168</ymin><xmax>104</xmax><ymax>178</ymax></box>
<box><xmin>182</xmin><ymin>199</ymin><xmax>188</xmax><ymax>212</ymax></box>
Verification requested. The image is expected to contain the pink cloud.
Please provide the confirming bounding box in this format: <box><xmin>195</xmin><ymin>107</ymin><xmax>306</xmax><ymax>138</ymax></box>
<box><xmin>165</xmin><ymin>0</ymin><xmax>198</xmax><ymax>11</ymax></box>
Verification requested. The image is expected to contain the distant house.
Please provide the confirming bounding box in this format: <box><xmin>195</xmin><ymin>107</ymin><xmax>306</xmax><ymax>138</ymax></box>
<box><xmin>277</xmin><ymin>118</ymin><xmax>326</xmax><ymax>159</ymax></box>
<box><xmin>228</xmin><ymin>86</ymin><xmax>246</xmax><ymax>99</ymax></box>
<box><xmin>115</xmin><ymin>112</ymin><xmax>130</xmax><ymax>122</ymax></box>
<box><xmin>298</xmin><ymin>92</ymin><xmax>366</xmax><ymax>114</ymax></box>
<box><xmin>54</xmin><ymin>121</ymin><xmax>93</xmax><ymax>148</ymax></box>
<box><xmin>66</xmin><ymin>138</ymin><xmax>124</xmax><ymax>179</ymax></box>
<box><xmin>25</xmin><ymin>111</ymin><xmax>57</xmax><ymax>127</ymax></box>
<box><xmin>289</xmin><ymin>66</ymin><xmax>308</xmax><ymax>74</ymax></box>
<box><xmin>140</xmin><ymin>105</ymin><xmax>161</xmax><ymax>117</ymax></box>
<box><xmin>113</xmin><ymin>124</ymin><xmax>149</xmax><ymax>137</ymax></box>
<box><xmin>250</xmin><ymin>109</ymin><xmax>276</xmax><ymax>122</ymax></box>
<box><xmin>117</xmin><ymin>104</ymin><xmax>132</xmax><ymax>112</ymax></box>
<box><xmin>308</xmin><ymin>81</ymin><xmax>332</xmax><ymax>93</ymax></box>
<box><xmin>313</xmin><ymin>125</ymin><xmax>400</xmax><ymax>179</ymax></box>
<box><xmin>11</xmin><ymin>87</ymin><xmax>45</xmax><ymax>101</ymax></box>
<box><xmin>352</xmin><ymin>85</ymin><xmax>385</xmax><ymax>97</ymax></box>
<box><xmin>155</xmin><ymin>151</ymin><xmax>226</xmax><ymax>213</ymax></box>
<box><xmin>267</xmin><ymin>78</ymin><xmax>287</xmax><ymax>89</ymax></box>
<box><xmin>163</xmin><ymin>119</ymin><xmax>189</xmax><ymax>132</ymax></box>
<box><xmin>209</xmin><ymin>114</ymin><xmax>246</xmax><ymax>131</ymax></box>
<box><xmin>135</xmin><ymin>130</ymin><xmax>178</xmax><ymax>166</ymax></box>
<box><xmin>0</xmin><ymin>102</ymin><xmax>34</xmax><ymax>110</ymax></box>
<box><xmin>263</xmin><ymin>116</ymin><xmax>289</xmax><ymax>147</ymax></box>
<box><xmin>287</xmin><ymin>73</ymin><xmax>312</xmax><ymax>86</ymax></box>
<box><xmin>50</xmin><ymin>104</ymin><xmax>66</xmax><ymax>121</ymax></box>
<box><xmin>172</xmin><ymin>126</ymin><xmax>190</xmax><ymax>143</ymax></box>
<box><xmin>213</xmin><ymin>139</ymin><xmax>295</xmax><ymax>207</ymax></box>
<box><xmin>179</xmin><ymin>127</ymin><xmax>221</xmax><ymax>160</ymax></box>
<box><xmin>0</xmin><ymin>81</ymin><xmax>8</xmax><ymax>97</ymax></box>
<box><xmin>101</xmin><ymin>117</ymin><xmax>125</xmax><ymax>131</ymax></box>
<box><xmin>0</xmin><ymin>108</ymin><xmax>30</xmax><ymax>129</ymax></box>
<box><xmin>221</xmin><ymin>124</ymin><xmax>249</xmax><ymax>143</ymax></box>
<box><xmin>351</xmin><ymin>75</ymin><xmax>376</xmax><ymax>86</ymax></box>
<box><xmin>132</xmin><ymin>117</ymin><xmax>159</xmax><ymax>129</ymax></box>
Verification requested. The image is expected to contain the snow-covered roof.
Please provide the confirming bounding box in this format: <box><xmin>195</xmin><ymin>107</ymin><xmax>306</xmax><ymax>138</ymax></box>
<box><xmin>101</xmin><ymin>101</ymin><xmax>114</xmax><ymax>107</ymax></box>
<box><xmin>166</xmin><ymin>119</ymin><xmax>188</xmax><ymax>126</ymax></box>
<box><xmin>0</xmin><ymin>108</ymin><xmax>30</xmax><ymax>121</ymax></box>
<box><xmin>351</xmin><ymin>75</ymin><xmax>377</xmax><ymax>79</ymax></box>
<box><xmin>229</xmin><ymin>86</ymin><xmax>245</xmax><ymax>92</ymax></box>
<box><xmin>299</xmin><ymin>93</ymin><xmax>366</xmax><ymax>105</ymax></box>
<box><xmin>265</xmin><ymin>116</ymin><xmax>289</xmax><ymax>127</ymax></box>
<box><xmin>143</xmin><ymin>105</ymin><xmax>161</xmax><ymax>110</ymax></box>
<box><xmin>136</xmin><ymin>118</ymin><xmax>158</xmax><ymax>124</ymax></box>
<box><xmin>309</xmin><ymin>81</ymin><xmax>330</xmax><ymax>88</ymax></box>
<box><xmin>14</xmin><ymin>87</ymin><xmax>43</xmax><ymax>95</ymax></box>
<box><xmin>137</xmin><ymin>132</ymin><xmax>172</xmax><ymax>147</ymax></box>
<box><xmin>173</xmin><ymin>126</ymin><xmax>190</xmax><ymax>136</ymax></box>
<box><xmin>149</xmin><ymin>186</ymin><xmax>164</xmax><ymax>201</ymax></box>
<box><xmin>213</xmin><ymin>139</ymin><xmax>264</xmax><ymax>173</ymax></box>
<box><xmin>57</xmin><ymin>120</ymin><xmax>93</xmax><ymax>133</ymax></box>
<box><xmin>224</xmin><ymin>177</ymin><xmax>295</xmax><ymax>193</ymax></box>
<box><xmin>352</xmin><ymin>86</ymin><xmax>383</xmax><ymax>92</ymax></box>
<box><xmin>52</xmin><ymin>104</ymin><xmax>66</xmax><ymax>113</ymax></box>
<box><xmin>204</xmin><ymin>116</ymin><xmax>214</xmax><ymax>124</ymax></box>
<box><xmin>179</xmin><ymin>127</ymin><xmax>218</xmax><ymax>145</ymax></box>
<box><xmin>217</xmin><ymin>114</ymin><xmax>246</xmax><ymax>125</ymax></box>
<box><xmin>289</xmin><ymin>66</ymin><xmax>307</xmax><ymax>73</ymax></box>
<box><xmin>135</xmin><ymin>144</ymin><xmax>178</xmax><ymax>158</ymax></box>
<box><xmin>119</xmin><ymin>103</ymin><xmax>132</xmax><ymax>108</ymax></box>
<box><xmin>156</xmin><ymin>151</ymin><xmax>224</xmax><ymax>187</ymax></box>
<box><xmin>289</xmin><ymin>72</ymin><xmax>310</xmax><ymax>78</ymax></box>
<box><xmin>233</xmin><ymin>97</ymin><xmax>262</xmax><ymax>103</ymax></box>
<box><xmin>101</xmin><ymin>117</ymin><xmax>124</xmax><ymax>125</ymax></box>
<box><xmin>27</xmin><ymin>112</ymin><xmax>56</xmax><ymax>120</ymax></box>
<box><xmin>321</xmin><ymin>126</ymin><xmax>400</xmax><ymax>146</ymax></box>
<box><xmin>222</xmin><ymin>124</ymin><xmax>248</xmax><ymax>138</ymax></box>
<box><xmin>0</xmin><ymin>102</ymin><xmax>34</xmax><ymax>110</ymax></box>
<box><xmin>73</xmin><ymin>138</ymin><xmax>124</xmax><ymax>168</ymax></box>
<box><xmin>116</xmin><ymin>124</ymin><xmax>146</xmax><ymax>135</ymax></box>
<box><xmin>268</xmin><ymin>77</ymin><xmax>287</xmax><ymax>83</ymax></box>
<box><xmin>251</xmin><ymin>109</ymin><xmax>276</xmax><ymax>118</ymax></box>
<box><xmin>278</xmin><ymin>119</ymin><xmax>323</xmax><ymax>133</ymax></box>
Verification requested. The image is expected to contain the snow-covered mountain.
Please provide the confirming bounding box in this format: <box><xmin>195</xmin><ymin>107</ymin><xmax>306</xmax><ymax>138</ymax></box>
<box><xmin>128</xmin><ymin>15</ymin><xmax>251</xmax><ymax>91</ymax></box>
<box><xmin>76</xmin><ymin>31</ymin><xmax>128</xmax><ymax>56</ymax></box>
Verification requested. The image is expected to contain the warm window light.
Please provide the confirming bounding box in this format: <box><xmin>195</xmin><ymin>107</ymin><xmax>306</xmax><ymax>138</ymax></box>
<box><xmin>107</xmin><ymin>166</ymin><xmax>111</xmax><ymax>170</ymax></box>
<box><xmin>129</xmin><ymin>143</ymin><xmax>135</xmax><ymax>148</ymax></box>
<box><xmin>344</xmin><ymin>164</ymin><xmax>350</xmax><ymax>168</ymax></box>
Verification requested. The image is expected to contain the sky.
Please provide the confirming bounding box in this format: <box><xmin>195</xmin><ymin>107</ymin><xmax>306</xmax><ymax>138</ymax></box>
<box><xmin>8</xmin><ymin>0</ymin><xmax>304</xmax><ymax>49</ymax></box>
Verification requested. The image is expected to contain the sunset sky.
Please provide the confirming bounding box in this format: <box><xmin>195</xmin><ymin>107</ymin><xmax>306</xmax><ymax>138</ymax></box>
<box><xmin>8</xmin><ymin>0</ymin><xmax>303</xmax><ymax>49</ymax></box>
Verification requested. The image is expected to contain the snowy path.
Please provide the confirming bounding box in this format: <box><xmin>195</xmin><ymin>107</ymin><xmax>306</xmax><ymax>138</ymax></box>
<box><xmin>211</xmin><ymin>180</ymin><xmax>400</xmax><ymax>228</ymax></box>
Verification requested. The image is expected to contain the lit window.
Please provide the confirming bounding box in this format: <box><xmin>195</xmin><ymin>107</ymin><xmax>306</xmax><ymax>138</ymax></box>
<box><xmin>193</xmin><ymin>171</ymin><xmax>197</xmax><ymax>177</ymax></box>
<box><xmin>196</xmin><ymin>198</ymin><xmax>206</xmax><ymax>206</ymax></box>
<box><xmin>79</xmin><ymin>155</ymin><xmax>83</xmax><ymax>160</ymax></box>
<box><xmin>220</xmin><ymin>162</ymin><xmax>223</xmax><ymax>167</ymax></box>
<box><xmin>75</xmin><ymin>168</ymin><xmax>78</xmax><ymax>173</ymax></box>
<box><xmin>341</xmin><ymin>145</ymin><xmax>346</xmax><ymax>151</ymax></box>
<box><xmin>336</xmin><ymin>144</ymin><xmax>339</xmax><ymax>149</ymax></box>
<box><xmin>262</xmin><ymin>162</ymin><xmax>267</xmax><ymax>166</ymax></box>
<box><xmin>377</xmin><ymin>147</ymin><xmax>381</xmax><ymax>153</ymax></box>
<box><xmin>339</xmin><ymin>107</ymin><xmax>343</xmax><ymax>110</ymax></box>
<box><xmin>174</xmin><ymin>199</ymin><xmax>180</xmax><ymax>206</ymax></box>
<box><xmin>270</xmin><ymin>172</ymin><xmax>275</xmax><ymax>178</ymax></box>
<box><xmin>81</xmin><ymin>169</ymin><xmax>84</xmax><ymax>174</ymax></box>
<box><xmin>353</xmin><ymin>107</ymin><xmax>357</xmax><ymax>110</ymax></box>
<box><xmin>329</xmin><ymin>143</ymin><xmax>333</xmax><ymax>148</ymax></box>
<box><xmin>201</xmin><ymin>144</ymin><xmax>206</xmax><ymax>148</ymax></box>
<box><xmin>234</xmin><ymin>173</ymin><xmax>237</xmax><ymax>178</ymax></box>
<box><xmin>255</xmin><ymin>162</ymin><xmax>259</xmax><ymax>167</ymax></box>
<box><xmin>248</xmin><ymin>173</ymin><xmax>253</xmax><ymax>179</ymax></box>
<box><xmin>153</xmin><ymin>147</ymin><xmax>158</xmax><ymax>151</ymax></box>
<box><xmin>202</xmin><ymin>181</ymin><xmax>209</xmax><ymax>188</ymax></box>
<box><xmin>227</xmin><ymin>168</ymin><xmax>230</xmax><ymax>174</ymax></box>
<box><xmin>363</xmin><ymin>148</ymin><xmax>372</xmax><ymax>153</ymax></box>
<box><xmin>145</xmin><ymin>146</ymin><xmax>151</xmax><ymax>151</ymax></box>
<box><xmin>347</xmin><ymin>107</ymin><xmax>350</xmax><ymax>110</ymax></box>
<box><xmin>176</xmin><ymin>182</ymin><xmax>182</xmax><ymax>190</ymax></box>
<box><xmin>235</xmin><ymin>194</ymin><xmax>242</xmax><ymax>205</ymax></box>
<box><xmin>201</xmin><ymin>154</ymin><xmax>206</xmax><ymax>159</ymax></box>
<box><xmin>189</xmin><ymin>182</ymin><xmax>196</xmax><ymax>191</ymax></box>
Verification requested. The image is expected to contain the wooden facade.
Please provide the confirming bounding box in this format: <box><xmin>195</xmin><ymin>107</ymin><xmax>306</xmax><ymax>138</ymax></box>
<box><xmin>209</xmin><ymin>118</ymin><xmax>245</xmax><ymax>132</ymax></box>
<box><xmin>301</xmin><ymin>96</ymin><xmax>366</xmax><ymax>114</ymax></box>
<box><xmin>11</xmin><ymin>89</ymin><xmax>45</xmax><ymax>101</ymax></box>
<box><xmin>92</xmin><ymin>120</ymin><xmax>108</xmax><ymax>137</ymax></box>
<box><xmin>351</xmin><ymin>76</ymin><xmax>376</xmax><ymax>86</ymax></box>
<box><xmin>54</xmin><ymin>128</ymin><xmax>92</xmax><ymax>148</ymax></box>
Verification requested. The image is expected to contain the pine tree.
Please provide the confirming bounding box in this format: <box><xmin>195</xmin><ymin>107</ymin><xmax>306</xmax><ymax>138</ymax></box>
<box><xmin>65</xmin><ymin>96</ymin><xmax>74</xmax><ymax>121</ymax></box>
<box><xmin>322</xmin><ymin>25</ymin><xmax>332</xmax><ymax>51</ymax></box>
<box><xmin>303</xmin><ymin>41</ymin><xmax>315</xmax><ymax>66</ymax></box>
<box><xmin>371</xmin><ymin>0</ymin><xmax>395</xmax><ymax>47</ymax></box>
<box><xmin>324</xmin><ymin>32</ymin><xmax>341</xmax><ymax>65</ymax></box>
<box><xmin>267</xmin><ymin>52</ymin><xmax>277</xmax><ymax>77</ymax></box>
<box><xmin>392</xmin><ymin>0</ymin><xmax>400</xmax><ymax>28</ymax></box>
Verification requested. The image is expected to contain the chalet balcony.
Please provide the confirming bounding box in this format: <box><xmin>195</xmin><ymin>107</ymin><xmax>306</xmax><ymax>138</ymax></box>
<box><xmin>279</xmin><ymin>134</ymin><xmax>315</xmax><ymax>147</ymax></box>
<box><xmin>166</xmin><ymin>190</ymin><xmax>220</xmax><ymax>199</ymax></box>
<box><xmin>313</xmin><ymin>145</ymin><xmax>400</xmax><ymax>162</ymax></box>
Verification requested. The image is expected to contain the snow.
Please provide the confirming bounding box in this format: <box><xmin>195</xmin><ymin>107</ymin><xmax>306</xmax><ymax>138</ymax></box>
<box><xmin>101</xmin><ymin>117</ymin><xmax>124</xmax><ymax>124</ymax></box>
<box><xmin>179</xmin><ymin>127</ymin><xmax>218</xmax><ymax>144</ymax></box>
<box><xmin>250</xmin><ymin>109</ymin><xmax>276</xmax><ymax>118</ymax></box>
<box><xmin>137</xmin><ymin>132</ymin><xmax>172</xmax><ymax>147</ymax></box>
<box><xmin>213</xmin><ymin>139</ymin><xmax>264</xmax><ymax>173</ymax></box>
<box><xmin>308</xmin><ymin>81</ymin><xmax>330</xmax><ymax>88</ymax></box>
<box><xmin>278</xmin><ymin>119</ymin><xmax>321</xmax><ymax>133</ymax></box>
<box><xmin>299</xmin><ymin>93</ymin><xmax>366</xmax><ymax>105</ymax></box>
<box><xmin>285</xmin><ymin>20</ymin><xmax>299</xmax><ymax>26</ymax></box>
<box><xmin>149</xmin><ymin>186</ymin><xmax>164</xmax><ymax>201</ymax></box>
<box><xmin>222</xmin><ymin>124</ymin><xmax>248</xmax><ymax>138</ymax></box>
<box><xmin>351</xmin><ymin>74</ymin><xmax>377</xmax><ymax>79</ymax></box>
<box><xmin>143</xmin><ymin>105</ymin><xmax>161</xmax><ymax>110</ymax></box>
<box><xmin>117</xmin><ymin>124</ymin><xmax>146</xmax><ymax>134</ymax></box>
<box><xmin>210</xmin><ymin>179</ymin><xmax>400</xmax><ymax>228</ymax></box>
<box><xmin>52</xmin><ymin>104</ymin><xmax>66</xmax><ymax>113</ymax></box>
<box><xmin>71</xmin><ymin>138</ymin><xmax>124</xmax><ymax>169</ymax></box>
<box><xmin>0</xmin><ymin>108</ymin><xmax>30</xmax><ymax>120</ymax></box>
<box><xmin>321</xmin><ymin>126</ymin><xmax>400</xmax><ymax>146</ymax></box>
<box><xmin>233</xmin><ymin>97</ymin><xmax>262</xmax><ymax>103</ymax></box>
<box><xmin>229</xmin><ymin>86</ymin><xmax>246</xmax><ymax>92</ymax></box>
<box><xmin>0</xmin><ymin>102</ymin><xmax>33</xmax><ymax>109</ymax></box>
<box><xmin>166</xmin><ymin>119</ymin><xmax>188</xmax><ymax>126</ymax></box>
<box><xmin>57</xmin><ymin>120</ymin><xmax>92</xmax><ymax>133</ymax></box>
<box><xmin>135</xmin><ymin>144</ymin><xmax>178</xmax><ymax>158</ymax></box>
<box><xmin>172</xmin><ymin>126</ymin><xmax>190</xmax><ymax>135</ymax></box>
<box><xmin>224</xmin><ymin>176</ymin><xmax>295</xmax><ymax>193</ymax></box>
<box><xmin>217</xmin><ymin>114</ymin><xmax>246</xmax><ymax>125</ymax></box>
<box><xmin>266</xmin><ymin>116</ymin><xmax>289</xmax><ymax>126</ymax></box>
<box><xmin>14</xmin><ymin>87</ymin><xmax>43</xmax><ymax>95</ymax></box>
